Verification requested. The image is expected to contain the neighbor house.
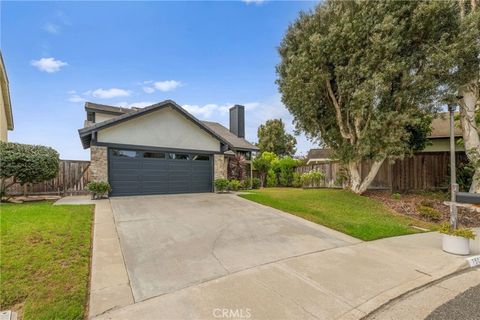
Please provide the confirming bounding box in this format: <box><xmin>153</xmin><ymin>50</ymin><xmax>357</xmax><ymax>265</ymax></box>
<box><xmin>306</xmin><ymin>148</ymin><xmax>333</xmax><ymax>165</ymax></box>
<box><xmin>423</xmin><ymin>113</ymin><xmax>464</xmax><ymax>152</ymax></box>
<box><xmin>0</xmin><ymin>52</ymin><xmax>14</xmax><ymax>142</ymax></box>
<box><xmin>306</xmin><ymin>113</ymin><xmax>464</xmax><ymax>164</ymax></box>
<box><xmin>78</xmin><ymin>100</ymin><xmax>259</xmax><ymax>196</ymax></box>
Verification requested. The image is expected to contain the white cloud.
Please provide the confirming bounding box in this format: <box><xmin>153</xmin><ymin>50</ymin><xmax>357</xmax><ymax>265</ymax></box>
<box><xmin>43</xmin><ymin>23</ymin><xmax>60</xmax><ymax>34</ymax></box>
<box><xmin>30</xmin><ymin>57</ymin><xmax>68</xmax><ymax>73</ymax></box>
<box><xmin>68</xmin><ymin>95</ymin><xmax>85</xmax><ymax>103</ymax></box>
<box><xmin>182</xmin><ymin>104</ymin><xmax>228</xmax><ymax>118</ymax></box>
<box><xmin>91</xmin><ymin>88</ymin><xmax>131</xmax><ymax>99</ymax></box>
<box><xmin>116</xmin><ymin>101</ymin><xmax>155</xmax><ymax>109</ymax></box>
<box><xmin>143</xmin><ymin>86</ymin><xmax>155</xmax><ymax>93</ymax></box>
<box><xmin>182</xmin><ymin>100</ymin><xmax>261</xmax><ymax>119</ymax></box>
<box><xmin>143</xmin><ymin>80</ymin><xmax>182</xmax><ymax>93</ymax></box>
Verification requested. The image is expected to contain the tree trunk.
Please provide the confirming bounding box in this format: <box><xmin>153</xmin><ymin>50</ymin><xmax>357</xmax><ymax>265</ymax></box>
<box><xmin>459</xmin><ymin>84</ymin><xmax>480</xmax><ymax>193</ymax></box>
<box><xmin>348</xmin><ymin>158</ymin><xmax>386</xmax><ymax>194</ymax></box>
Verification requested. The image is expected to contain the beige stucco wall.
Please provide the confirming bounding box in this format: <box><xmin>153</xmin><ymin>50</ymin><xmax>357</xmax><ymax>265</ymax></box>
<box><xmin>0</xmin><ymin>80</ymin><xmax>7</xmax><ymax>142</ymax></box>
<box><xmin>95</xmin><ymin>112</ymin><xmax>118</xmax><ymax>123</ymax></box>
<box><xmin>90</xmin><ymin>146</ymin><xmax>108</xmax><ymax>182</ymax></box>
<box><xmin>423</xmin><ymin>138</ymin><xmax>465</xmax><ymax>152</ymax></box>
<box><xmin>97</xmin><ymin>107</ymin><xmax>221</xmax><ymax>152</ymax></box>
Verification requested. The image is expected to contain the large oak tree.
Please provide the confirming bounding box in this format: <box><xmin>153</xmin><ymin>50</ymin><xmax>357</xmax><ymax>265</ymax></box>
<box><xmin>277</xmin><ymin>0</ymin><xmax>458</xmax><ymax>194</ymax></box>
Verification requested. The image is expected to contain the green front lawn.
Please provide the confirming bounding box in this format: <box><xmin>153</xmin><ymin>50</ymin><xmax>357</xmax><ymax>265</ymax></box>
<box><xmin>0</xmin><ymin>202</ymin><xmax>93</xmax><ymax>320</ymax></box>
<box><xmin>240</xmin><ymin>188</ymin><xmax>433</xmax><ymax>241</ymax></box>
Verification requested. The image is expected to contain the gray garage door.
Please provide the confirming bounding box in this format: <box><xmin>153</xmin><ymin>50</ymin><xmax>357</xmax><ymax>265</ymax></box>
<box><xmin>108</xmin><ymin>148</ymin><xmax>213</xmax><ymax>196</ymax></box>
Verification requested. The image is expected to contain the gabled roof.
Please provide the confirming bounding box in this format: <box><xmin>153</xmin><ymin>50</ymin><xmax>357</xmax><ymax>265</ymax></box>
<box><xmin>0</xmin><ymin>52</ymin><xmax>13</xmax><ymax>130</ymax></box>
<box><xmin>78</xmin><ymin>100</ymin><xmax>259</xmax><ymax>152</ymax></box>
<box><xmin>202</xmin><ymin>121</ymin><xmax>259</xmax><ymax>151</ymax></box>
<box><xmin>307</xmin><ymin>148</ymin><xmax>332</xmax><ymax>160</ymax></box>
<box><xmin>79</xmin><ymin>100</ymin><xmax>233</xmax><ymax>149</ymax></box>
<box><xmin>85</xmin><ymin>102</ymin><xmax>133</xmax><ymax>115</ymax></box>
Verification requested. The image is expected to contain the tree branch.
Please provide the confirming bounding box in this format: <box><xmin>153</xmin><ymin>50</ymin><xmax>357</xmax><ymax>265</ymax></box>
<box><xmin>325</xmin><ymin>79</ymin><xmax>353</xmax><ymax>141</ymax></box>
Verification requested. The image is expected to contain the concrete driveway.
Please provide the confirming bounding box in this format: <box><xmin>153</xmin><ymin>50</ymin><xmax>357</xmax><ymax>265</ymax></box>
<box><xmin>88</xmin><ymin>193</ymin><xmax>472</xmax><ymax>320</ymax></box>
<box><xmin>110</xmin><ymin>193</ymin><xmax>358</xmax><ymax>302</ymax></box>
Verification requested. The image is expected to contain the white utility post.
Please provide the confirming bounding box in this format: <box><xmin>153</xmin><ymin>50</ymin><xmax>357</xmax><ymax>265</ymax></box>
<box><xmin>448</xmin><ymin>103</ymin><xmax>458</xmax><ymax>229</ymax></box>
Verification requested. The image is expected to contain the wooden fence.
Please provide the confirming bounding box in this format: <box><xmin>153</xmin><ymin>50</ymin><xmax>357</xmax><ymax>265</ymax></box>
<box><xmin>6</xmin><ymin>160</ymin><xmax>91</xmax><ymax>196</ymax></box>
<box><xmin>296</xmin><ymin>152</ymin><xmax>468</xmax><ymax>192</ymax></box>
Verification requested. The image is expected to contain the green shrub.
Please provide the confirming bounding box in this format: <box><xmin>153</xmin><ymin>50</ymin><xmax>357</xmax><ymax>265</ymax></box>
<box><xmin>301</xmin><ymin>169</ymin><xmax>325</xmax><ymax>188</ymax></box>
<box><xmin>417</xmin><ymin>205</ymin><xmax>442</xmax><ymax>221</ymax></box>
<box><xmin>439</xmin><ymin>222</ymin><xmax>476</xmax><ymax>240</ymax></box>
<box><xmin>419</xmin><ymin>199</ymin><xmax>435</xmax><ymax>207</ymax></box>
<box><xmin>214</xmin><ymin>179</ymin><xmax>229</xmax><ymax>193</ymax></box>
<box><xmin>266</xmin><ymin>169</ymin><xmax>277</xmax><ymax>187</ymax></box>
<box><xmin>239</xmin><ymin>179</ymin><xmax>249</xmax><ymax>190</ymax></box>
<box><xmin>292</xmin><ymin>172</ymin><xmax>302</xmax><ymax>188</ymax></box>
<box><xmin>0</xmin><ymin>142</ymin><xmax>60</xmax><ymax>196</ymax></box>
<box><xmin>251</xmin><ymin>177</ymin><xmax>261</xmax><ymax>189</ymax></box>
<box><xmin>228</xmin><ymin>179</ymin><xmax>241</xmax><ymax>191</ymax></box>
<box><xmin>391</xmin><ymin>192</ymin><xmax>401</xmax><ymax>200</ymax></box>
<box><xmin>253</xmin><ymin>152</ymin><xmax>278</xmax><ymax>187</ymax></box>
<box><xmin>85</xmin><ymin>181</ymin><xmax>111</xmax><ymax>199</ymax></box>
<box><xmin>276</xmin><ymin>157</ymin><xmax>299</xmax><ymax>187</ymax></box>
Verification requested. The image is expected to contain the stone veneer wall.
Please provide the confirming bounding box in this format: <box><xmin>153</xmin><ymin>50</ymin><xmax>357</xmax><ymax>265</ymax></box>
<box><xmin>214</xmin><ymin>154</ymin><xmax>226</xmax><ymax>180</ymax></box>
<box><xmin>90</xmin><ymin>145</ymin><xmax>108</xmax><ymax>182</ymax></box>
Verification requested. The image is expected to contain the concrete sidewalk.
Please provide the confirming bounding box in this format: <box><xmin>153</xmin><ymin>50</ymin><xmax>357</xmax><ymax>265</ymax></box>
<box><xmin>92</xmin><ymin>229</ymin><xmax>474</xmax><ymax>320</ymax></box>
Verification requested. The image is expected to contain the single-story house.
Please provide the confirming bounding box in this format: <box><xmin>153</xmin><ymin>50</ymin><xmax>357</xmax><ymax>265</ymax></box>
<box><xmin>0</xmin><ymin>52</ymin><xmax>14</xmax><ymax>142</ymax></box>
<box><xmin>78</xmin><ymin>100</ymin><xmax>259</xmax><ymax>196</ymax></box>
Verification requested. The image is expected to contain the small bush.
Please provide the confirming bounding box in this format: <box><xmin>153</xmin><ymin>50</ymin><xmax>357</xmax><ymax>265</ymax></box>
<box><xmin>292</xmin><ymin>172</ymin><xmax>302</xmax><ymax>188</ymax></box>
<box><xmin>251</xmin><ymin>177</ymin><xmax>261</xmax><ymax>189</ymax></box>
<box><xmin>301</xmin><ymin>169</ymin><xmax>325</xmax><ymax>188</ymax></box>
<box><xmin>0</xmin><ymin>142</ymin><xmax>60</xmax><ymax>197</ymax></box>
<box><xmin>439</xmin><ymin>222</ymin><xmax>476</xmax><ymax>240</ymax></box>
<box><xmin>85</xmin><ymin>181</ymin><xmax>111</xmax><ymax>199</ymax></box>
<box><xmin>239</xmin><ymin>180</ymin><xmax>249</xmax><ymax>190</ymax></box>
<box><xmin>391</xmin><ymin>192</ymin><xmax>401</xmax><ymax>200</ymax></box>
<box><xmin>214</xmin><ymin>179</ymin><xmax>229</xmax><ymax>193</ymax></box>
<box><xmin>276</xmin><ymin>156</ymin><xmax>299</xmax><ymax>187</ymax></box>
<box><xmin>417</xmin><ymin>205</ymin><xmax>442</xmax><ymax>221</ymax></box>
<box><xmin>228</xmin><ymin>179</ymin><xmax>241</xmax><ymax>191</ymax></box>
<box><xmin>266</xmin><ymin>169</ymin><xmax>277</xmax><ymax>187</ymax></box>
<box><xmin>420</xmin><ymin>199</ymin><xmax>435</xmax><ymax>208</ymax></box>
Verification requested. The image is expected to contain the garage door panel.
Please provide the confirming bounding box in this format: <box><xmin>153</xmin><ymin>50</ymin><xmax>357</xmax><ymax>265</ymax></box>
<box><xmin>142</xmin><ymin>174</ymin><xmax>168</xmax><ymax>181</ymax></box>
<box><xmin>142</xmin><ymin>160</ymin><xmax>168</xmax><ymax>169</ymax></box>
<box><xmin>109</xmin><ymin>148</ymin><xmax>212</xmax><ymax>196</ymax></box>
<box><xmin>110</xmin><ymin>173</ymin><xmax>141</xmax><ymax>181</ymax></box>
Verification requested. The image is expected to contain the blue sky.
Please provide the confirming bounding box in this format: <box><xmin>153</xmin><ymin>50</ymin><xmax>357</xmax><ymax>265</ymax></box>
<box><xmin>2</xmin><ymin>0</ymin><xmax>318</xmax><ymax>160</ymax></box>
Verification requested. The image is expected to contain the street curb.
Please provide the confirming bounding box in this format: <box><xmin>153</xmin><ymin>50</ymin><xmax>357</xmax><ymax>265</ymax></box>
<box><xmin>361</xmin><ymin>263</ymin><xmax>476</xmax><ymax>319</ymax></box>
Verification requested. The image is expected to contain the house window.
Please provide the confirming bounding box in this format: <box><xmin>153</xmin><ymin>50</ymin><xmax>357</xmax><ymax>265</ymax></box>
<box><xmin>143</xmin><ymin>152</ymin><xmax>166</xmax><ymax>159</ymax></box>
<box><xmin>192</xmin><ymin>155</ymin><xmax>209</xmax><ymax>161</ymax></box>
<box><xmin>112</xmin><ymin>149</ymin><xmax>141</xmax><ymax>158</ymax></box>
<box><xmin>169</xmin><ymin>153</ymin><xmax>190</xmax><ymax>160</ymax></box>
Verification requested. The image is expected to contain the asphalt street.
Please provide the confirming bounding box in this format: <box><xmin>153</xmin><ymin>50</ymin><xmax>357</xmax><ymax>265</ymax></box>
<box><xmin>426</xmin><ymin>284</ymin><xmax>480</xmax><ymax>320</ymax></box>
